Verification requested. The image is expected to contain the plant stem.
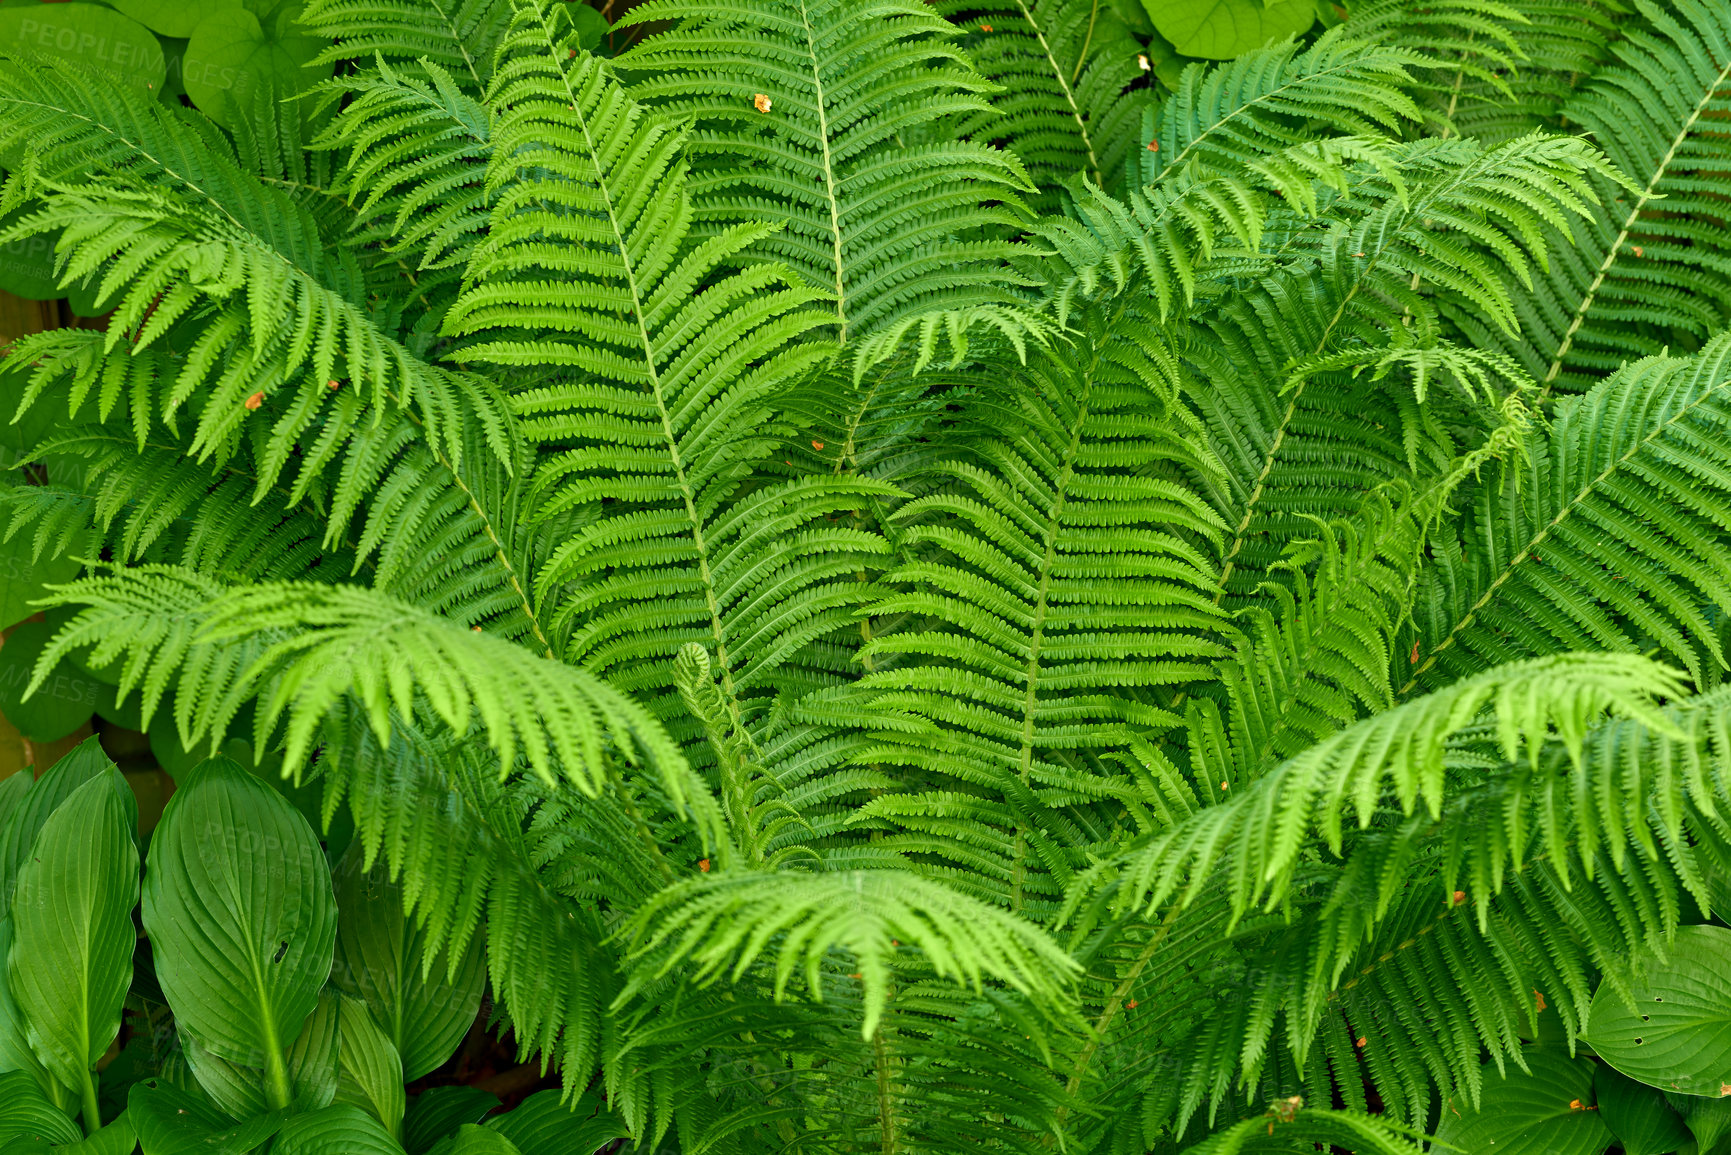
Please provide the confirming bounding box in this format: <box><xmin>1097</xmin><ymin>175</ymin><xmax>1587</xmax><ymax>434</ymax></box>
<box><xmin>80</xmin><ymin>1069</ymin><xmax>100</xmax><ymax>1135</ymax></box>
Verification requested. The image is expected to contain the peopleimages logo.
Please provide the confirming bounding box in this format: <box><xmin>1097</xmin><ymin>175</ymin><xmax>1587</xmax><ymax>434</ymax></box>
<box><xmin>9</xmin><ymin>16</ymin><xmax>154</xmax><ymax>72</ymax></box>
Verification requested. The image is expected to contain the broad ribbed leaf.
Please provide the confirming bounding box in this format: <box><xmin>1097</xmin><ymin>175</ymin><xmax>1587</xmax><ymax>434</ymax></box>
<box><xmin>178</xmin><ymin>988</ymin><xmax>339</xmax><ymax>1117</ymax></box>
<box><xmin>331</xmin><ymin>844</ymin><xmax>484</xmax><ymax>1081</ymax></box>
<box><xmin>1589</xmin><ymin>925</ymin><xmax>1731</xmax><ymax>1098</ymax></box>
<box><xmin>0</xmin><ymin>916</ymin><xmax>67</xmax><ymax>1107</ymax></box>
<box><xmin>404</xmin><ymin>1088</ymin><xmax>501</xmax><ymax>1155</ymax></box>
<box><xmin>0</xmin><ymin>1069</ymin><xmax>81</xmax><ymax>1146</ymax></box>
<box><xmin>141</xmin><ymin>758</ymin><xmax>336</xmax><ymax>1110</ymax></box>
<box><xmin>0</xmin><ymin>736</ymin><xmax>135</xmax><ymax>911</ymax></box>
<box><xmin>127</xmin><ymin>1078</ymin><xmax>289</xmax><ymax>1155</ymax></box>
<box><xmin>1433</xmin><ymin>1050</ymin><xmax>1611</xmax><ymax>1154</ymax></box>
<box><xmin>335</xmin><ymin>996</ymin><xmax>405</xmax><ymax>1141</ymax></box>
<box><xmin>484</xmin><ymin>1090</ymin><xmax>630</xmax><ymax>1155</ymax></box>
<box><xmin>52</xmin><ymin>1110</ymin><xmax>136</xmax><ymax>1155</ymax></box>
<box><xmin>427</xmin><ymin>1125</ymin><xmax>522</xmax><ymax>1155</ymax></box>
<box><xmin>7</xmin><ymin>773</ymin><xmax>137</xmax><ymax>1104</ymax></box>
<box><xmin>1595</xmin><ymin>1065</ymin><xmax>1691</xmax><ymax>1155</ymax></box>
<box><xmin>273</xmin><ymin>1103</ymin><xmax>406</xmax><ymax>1155</ymax></box>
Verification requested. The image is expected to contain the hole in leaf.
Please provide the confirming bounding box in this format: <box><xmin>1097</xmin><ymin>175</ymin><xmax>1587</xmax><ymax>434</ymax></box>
<box><xmin>272</xmin><ymin>941</ymin><xmax>289</xmax><ymax>963</ymax></box>
<box><xmin>1642</xmin><ymin>1015</ymin><xmax>1651</xmax><ymax>1022</ymax></box>
<box><xmin>1635</xmin><ymin>1038</ymin><xmax>1644</xmax><ymax>1045</ymax></box>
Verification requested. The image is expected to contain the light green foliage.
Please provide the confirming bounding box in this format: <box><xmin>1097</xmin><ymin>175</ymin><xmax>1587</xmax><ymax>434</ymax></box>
<box><xmin>7</xmin><ymin>0</ymin><xmax>1731</xmax><ymax>1152</ymax></box>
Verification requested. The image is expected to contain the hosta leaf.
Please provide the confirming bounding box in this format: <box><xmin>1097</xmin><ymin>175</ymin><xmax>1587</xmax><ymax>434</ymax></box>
<box><xmin>272</xmin><ymin>1103</ymin><xmax>405</xmax><ymax>1155</ymax></box>
<box><xmin>331</xmin><ymin>845</ymin><xmax>483</xmax><ymax>1082</ymax></box>
<box><xmin>0</xmin><ymin>738</ymin><xmax>135</xmax><ymax>911</ymax></box>
<box><xmin>426</xmin><ymin>1125</ymin><xmax>521</xmax><ymax>1155</ymax></box>
<box><xmin>1589</xmin><ymin>925</ymin><xmax>1731</xmax><ymax>1098</ymax></box>
<box><xmin>0</xmin><ymin>916</ymin><xmax>66</xmax><ymax>1103</ymax></box>
<box><xmin>7</xmin><ymin>772</ymin><xmax>138</xmax><ymax>1105</ymax></box>
<box><xmin>141</xmin><ymin>758</ymin><xmax>335</xmax><ymax>1111</ymax></box>
<box><xmin>0</xmin><ymin>1069</ymin><xmax>81</xmax><ymax>1146</ymax></box>
<box><xmin>1433</xmin><ymin>1050</ymin><xmax>1612</xmax><ymax>1155</ymax></box>
<box><xmin>403</xmin><ymin>1088</ymin><xmax>500</xmax><ymax>1155</ymax></box>
<box><xmin>53</xmin><ymin>1110</ymin><xmax>136</xmax><ymax>1154</ymax></box>
<box><xmin>1596</xmin><ymin>1065</ymin><xmax>1691</xmax><ymax>1155</ymax></box>
<box><xmin>127</xmin><ymin>1077</ymin><xmax>289</xmax><ymax>1155</ymax></box>
<box><xmin>178</xmin><ymin>989</ymin><xmax>338</xmax><ymax>1117</ymax></box>
<box><xmin>484</xmin><ymin>1091</ymin><xmax>630</xmax><ymax>1155</ymax></box>
<box><xmin>334</xmin><ymin>996</ymin><xmax>404</xmax><ymax>1141</ymax></box>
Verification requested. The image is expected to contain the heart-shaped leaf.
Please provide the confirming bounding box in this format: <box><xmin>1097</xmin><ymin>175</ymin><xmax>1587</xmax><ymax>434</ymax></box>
<box><xmin>180</xmin><ymin>0</ymin><xmax>329</xmax><ymax>130</ymax></box>
<box><xmin>1597</xmin><ymin>1064</ymin><xmax>1691</xmax><ymax>1155</ymax></box>
<box><xmin>108</xmin><ymin>0</ymin><xmax>239</xmax><ymax>37</ymax></box>
<box><xmin>332</xmin><ymin>844</ymin><xmax>484</xmax><ymax>1082</ymax></box>
<box><xmin>8</xmin><ymin>771</ymin><xmax>138</xmax><ymax>1127</ymax></box>
<box><xmin>141</xmin><ymin>757</ymin><xmax>335</xmax><ymax>1111</ymax></box>
<box><xmin>1432</xmin><ymin>1049</ymin><xmax>1612</xmax><ymax>1155</ymax></box>
<box><xmin>0</xmin><ymin>3</ymin><xmax>165</xmax><ymax>92</ymax></box>
<box><xmin>1589</xmin><ymin>924</ymin><xmax>1731</xmax><ymax>1098</ymax></box>
<box><xmin>128</xmin><ymin>1077</ymin><xmax>289</xmax><ymax>1155</ymax></box>
<box><xmin>1138</xmin><ymin>0</ymin><xmax>1314</xmax><ymax>59</ymax></box>
<box><xmin>403</xmin><ymin>1087</ymin><xmax>500</xmax><ymax>1155</ymax></box>
<box><xmin>0</xmin><ymin>1069</ymin><xmax>81</xmax><ymax>1146</ymax></box>
<box><xmin>334</xmin><ymin>995</ymin><xmax>404</xmax><ymax>1141</ymax></box>
<box><xmin>272</xmin><ymin>1103</ymin><xmax>405</xmax><ymax>1155</ymax></box>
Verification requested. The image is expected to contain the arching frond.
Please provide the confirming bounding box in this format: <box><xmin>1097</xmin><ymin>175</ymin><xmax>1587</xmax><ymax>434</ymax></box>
<box><xmin>805</xmin><ymin>299</ymin><xmax>1232</xmax><ymax>916</ymax></box>
<box><xmin>933</xmin><ymin>0</ymin><xmax>1155</xmax><ymax>204</ymax></box>
<box><xmin>35</xmin><ymin>570</ymin><xmax>696</xmax><ymax>807</ymax></box>
<box><xmin>299</xmin><ymin>0</ymin><xmax>514</xmax><ymax>91</ymax></box>
<box><xmin>1104</xmin><ymin>652</ymin><xmax>1684</xmax><ymax>919</ymax></box>
<box><xmin>1410</xmin><ymin>334</ymin><xmax>1731</xmax><ymax>689</ymax></box>
<box><xmin>616</xmin><ymin>0</ymin><xmax>1036</xmax><ymax>340</ymax></box>
<box><xmin>448</xmin><ymin>1</ymin><xmax>891</xmax><ymax>748</ymax></box>
<box><xmin>626</xmin><ymin>869</ymin><xmax>1079</xmax><ymax>1036</ymax></box>
<box><xmin>311</xmin><ymin>57</ymin><xmax>494</xmax><ymax>274</ymax></box>
<box><xmin>1453</xmin><ymin>0</ymin><xmax>1731</xmax><ymax>395</ymax></box>
<box><xmin>0</xmin><ymin>62</ymin><xmax>510</xmax><ymax>486</ymax></box>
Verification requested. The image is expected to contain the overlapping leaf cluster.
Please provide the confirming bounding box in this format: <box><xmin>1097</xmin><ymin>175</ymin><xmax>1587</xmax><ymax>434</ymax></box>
<box><xmin>3</xmin><ymin>0</ymin><xmax>1730</xmax><ymax>1151</ymax></box>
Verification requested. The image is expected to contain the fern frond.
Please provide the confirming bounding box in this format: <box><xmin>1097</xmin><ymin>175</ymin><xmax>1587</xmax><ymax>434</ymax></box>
<box><xmin>1147</xmin><ymin>32</ymin><xmax>1425</xmax><ymax>183</ymax></box>
<box><xmin>1410</xmin><ymin>333</ymin><xmax>1731</xmax><ymax>689</ymax></box>
<box><xmin>805</xmin><ymin>300</ymin><xmax>1231</xmax><ymax>916</ymax></box>
<box><xmin>1453</xmin><ymin>0</ymin><xmax>1731</xmax><ymax>395</ymax></box>
<box><xmin>299</xmin><ymin>0</ymin><xmax>514</xmax><ymax>91</ymax></box>
<box><xmin>0</xmin><ymin>63</ymin><xmax>511</xmax><ymax>487</ymax></box>
<box><xmin>616</xmin><ymin>0</ymin><xmax>1036</xmax><ymax>339</ymax></box>
<box><xmin>1104</xmin><ymin>652</ymin><xmax>1683</xmax><ymax>919</ymax></box>
<box><xmin>626</xmin><ymin>870</ymin><xmax>1079</xmax><ymax>1036</ymax></box>
<box><xmin>311</xmin><ymin>57</ymin><xmax>494</xmax><ymax>273</ymax></box>
<box><xmin>35</xmin><ymin>570</ymin><xmax>697</xmax><ymax>810</ymax></box>
<box><xmin>449</xmin><ymin>2</ymin><xmax>894</xmax><ymax>748</ymax></box>
<box><xmin>933</xmin><ymin>0</ymin><xmax>1154</xmax><ymax>204</ymax></box>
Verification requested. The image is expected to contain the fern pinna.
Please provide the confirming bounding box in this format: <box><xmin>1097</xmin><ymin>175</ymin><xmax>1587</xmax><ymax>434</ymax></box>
<box><xmin>3</xmin><ymin>0</ymin><xmax>1731</xmax><ymax>1152</ymax></box>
